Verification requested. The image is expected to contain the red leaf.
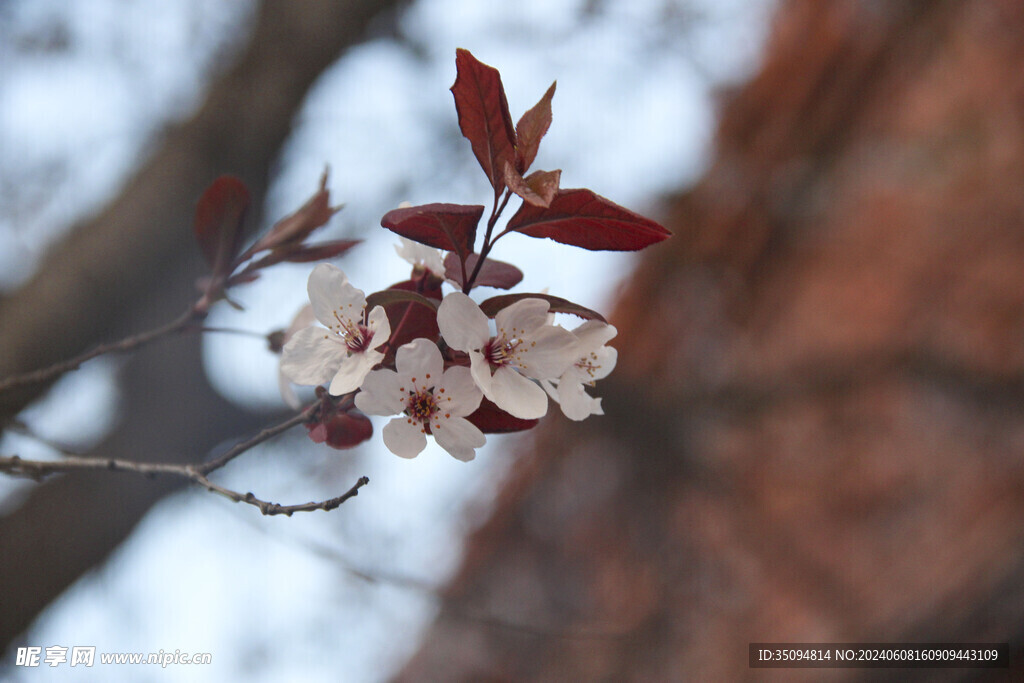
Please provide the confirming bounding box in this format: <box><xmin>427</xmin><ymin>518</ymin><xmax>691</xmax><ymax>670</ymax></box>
<box><xmin>251</xmin><ymin>167</ymin><xmax>340</xmax><ymax>254</ymax></box>
<box><xmin>479</xmin><ymin>293</ymin><xmax>606</xmax><ymax>322</ymax></box>
<box><xmin>199</xmin><ymin>272</ymin><xmax>260</xmax><ymax>294</ymax></box>
<box><xmin>244</xmin><ymin>240</ymin><xmax>360</xmax><ymax>272</ymax></box>
<box><xmin>227</xmin><ymin>240</ymin><xmax>360</xmax><ymax>286</ymax></box>
<box><xmin>465</xmin><ymin>397</ymin><xmax>539</xmax><ymax>433</ymax></box>
<box><xmin>504</xmin><ymin>164</ymin><xmax>560</xmax><ymax>208</ymax></box>
<box><xmin>365</xmin><ymin>288</ymin><xmax>439</xmax><ymax>313</ymax></box>
<box><xmin>451</xmin><ymin>48</ymin><xmax>517</xmax><ymax>195</ymax></box>
<box><xmin>515</xmin><ymin>81</ymin><xmax>555</xmax><ymax>173</ymax></box>
<box><xmin>307</xmin><ymin>407</ymin><xmax>373</xmax><ymax>450</ymax></box>
<box><xmin>386</xmin><ymin>276</ymin><xmax>444</xmax><ymax>301</ymax></box>
<box><xmin>380</xmin><ymin>203</ymin><xmax>483</xmax><ymax>259</ymax></box>
<box><xmin>366</xmin><ymin>287</ymin><xmax>441</xmax><ymax>354</ymax></box>
<box><xmin>506</xmin><ymin>188</ymin><xmax>671</xmax><ymax>251</ymax></box>
<box><xmin>444</xmin><ymin>252</ymin><xmax>523</xmax><ymax>290</ymax></box>
<box><xmin>193</xmin><ymin>175</ymin><xmax>250</xmax><ymax>275</ymax></box>
<box><xmin>278</xmin><ymin>240</ymin><xmax>360</xmax><ymax>263</ymax></box>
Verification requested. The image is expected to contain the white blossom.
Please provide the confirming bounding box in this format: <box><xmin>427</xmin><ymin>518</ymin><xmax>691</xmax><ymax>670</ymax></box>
<box><xmin>542</xmin><ymin>320</ymin><xmax>617</xmax><ymax>420</ymax></box>
<box><xmin>436</xmin><ymin>292</ymin><xmax>577</xmax><ymax>420</ymax></box>
<box><xmin>277</xmin><ymin>304</ymin><xmax>317</xmax><ymax>409</ymax></box>
<box><xmin>281</xmin><ymin>263</ymin><xmax>390</xmax><ymax>396</ymax></box>
<box><xmin>355</xmin><ymin>338</ymin><xmax>485</xmax><ymax>461</ymax></box>
<box><xmin>394</xmin><ymin>236</ymin><xmax>446</xmax><ymax>277</ymax></box>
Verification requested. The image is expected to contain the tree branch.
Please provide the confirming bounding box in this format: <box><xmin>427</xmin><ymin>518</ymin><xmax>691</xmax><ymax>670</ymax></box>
<box><xmin>202</xmin><ymin>476</ymin><xmax>369</xmax><ymax>516</ymax></box>
<box><xmin>0</xmin><ymin>308</ymin><xmax>202</xmax><ymax>395</ymax></box>
<box><xmin>0</xmin><ymin>401</ymin><xmax>369</xmax><ymax>517</ymax></box>
<box><xmin>196</xmin><ymin>403</ymin><xmax>319</xmax><ymax>475</ymax></box>
<box><xmin>0</xmin><ymin>453</ymin><xmax>369</xmax><ymax>517</ymax></box>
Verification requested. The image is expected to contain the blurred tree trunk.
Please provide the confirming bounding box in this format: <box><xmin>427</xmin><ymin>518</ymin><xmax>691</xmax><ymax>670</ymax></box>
<box><xmin>397</xmin><ymin>0</ymin><xmax>1024</xmax><ymax>680</ymax></box>
<box><xmin>0</xmin><ymin>0</ymin><xmax>403</xmax><ymax>655</ymax></box>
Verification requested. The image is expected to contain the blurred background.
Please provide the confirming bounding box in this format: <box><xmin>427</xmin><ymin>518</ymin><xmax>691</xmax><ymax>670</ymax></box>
<box><xmin>3</xmin><ymin>0</ymin><xmax>1024</xmax><ymax>680</ymax></box>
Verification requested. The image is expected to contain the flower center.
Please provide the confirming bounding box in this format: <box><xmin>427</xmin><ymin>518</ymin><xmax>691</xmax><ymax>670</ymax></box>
<box><xmin>332</xmin><ymin>311</ymin><xmax>373</xmax><ymax>353</ymax></box>
<box><xmin>405</xmin><ymin>388</ymin><xmax>438</xmax><ymax>429</ymax></box>
<box><xmin>576</xmin><ymin>352</ymin><xmax>601</xmax><ymax>379</ymax></box>
<box><xmin>403</xmin><ymin>389</ymin><xmax>436</xmax><ymax>421</ymax></box>
<box><xmin>484</xmin><ymin>336</ymin><xmax>522</xmax><ymax>369</ymax></box>
<box><xmin>343</xmin><ymin>322</ymin><xmax>373</xmax><ymax>353</ymax></box>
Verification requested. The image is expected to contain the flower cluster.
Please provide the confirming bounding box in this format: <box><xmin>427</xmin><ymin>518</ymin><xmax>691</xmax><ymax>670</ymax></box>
<box><xmin>276</xmin><ymin>49</ymin><xmax>668</xmax><ymax>461</ymax></box>
<box><xmin>280</xmin><ymin>257</ymin><xmax>618</xmax><ymax>460</ymax></box>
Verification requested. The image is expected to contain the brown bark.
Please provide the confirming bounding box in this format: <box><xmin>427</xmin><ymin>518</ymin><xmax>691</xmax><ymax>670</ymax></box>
<box><xmin>398</xmin><ymin>0</ymin><xmax>1024</xmax><ymax>680</ymax></box>
<box><xmin>0</xmin><ymin>0</ymin><xmax>403</xmax><ymax>654</ymax></box>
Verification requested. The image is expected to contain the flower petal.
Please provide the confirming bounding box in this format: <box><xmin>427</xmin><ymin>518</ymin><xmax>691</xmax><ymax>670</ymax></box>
<box><xmin>307</xmin><ymin>263</ymin><xmax>365</xmax><ymax>329</ymax></box>
<box><xmin>518</xmin><ymin>324</ymin><xmax>578</xmax><ymax>379</ymax></box>
<box><xmin>591</xmin><ymin>346</ymin><xmax>618</xmax><ymax>381</ymax></box>
<box><xmin>556</xmin><ymin>380</ymin><xmax>603</xmax><ymax>421</ymax></box>
<box><xmin>328</xmin><ymin>349</ymin><xmax>382</xmax><ymax>395</ymax></box>
<box><xmin>572</xmin><ymin>320</ymin><xmax>617</xmax><ymax>352</ymax></box>
<box><xmin>395</xmin><ymin>338</ymin><xmax>444</xmax><ymax>381</ymax></box>
<box><xmin>495</xmin><ymin>297</ymin><xmax>550</xmax><ymax>337</ymax></box>
<box><xmin>540</xmin><ymin>378</ymin><xmax>559</xmax><ymax>403</ymax></box>
<box><xmin>383</xmin><ymin>418</ymin><xmax>427</xmax><ymax>458</ymax></box>
<box><xmin>437</xmin><ymin>292</ymin><xmax>490</xmax><ymax>351</ymax></box>
<box><xmin>436</xmin><ymin>366</ymin><xmax>482</xmax><ymax>416</ymax></box>
<box><xmin>490</xmin><ymin>366</ymin><xmax>548</xmax><ymax>419</ymax></box>
<box><xmin>395</xmin><ymin>237</ymin><xmax>446</xmax><ymax>275</ymax></box>
<box><xmin>278</xmin><ymin>370</ymin><xmax>303</xmax><ymax>410</ymax></box>
<box><xmin>562</xmin><ymin>346</ymin><xmax>618</xmax><ymax>385</ymax></box>
<box><xmin>280</xmin><ymin>326</ymin><xmax>343</xmax><ymax>385</ymax></box>
<box><xmin>433</xmin><ymin>416</ymin><xmax>486</xmax><ymax>461</ymax></box>
<box><xmin>366</xmin><ymin>305</ymin><xmax>392</xmax><ymax>351</ymax></box>
<box><xmin>469</xmin><ymin>350</ymin><xmax>495</xmax><ymax>401</ymax></box>
<box><xmin>355</xmin><ymin>369</ymin><xmax>405</xmax><ymax>415</ymax></box>
<box><xmin>286</xmin><ymin>304</ymin><xmax>317</xmax><ymax>336</ymax></box>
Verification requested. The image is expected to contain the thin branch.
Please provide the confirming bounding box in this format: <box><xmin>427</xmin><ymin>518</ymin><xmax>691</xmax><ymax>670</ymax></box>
<box><xmin>377</xmin><ymin>273</ymin><xmax>427</xmax><ymax>357</ymax></box>
<box><xmin>0</xmin><ymin>453</ymin><xmax>368</xmax><ymax>517</ymax></box>
<box><xmin>464</xmin><ymin>188</ymin><xmax>513</xmax><ymax>292</ymax></box>
<box><xmin>0</xmin><ymin>402</ymin><xmax>368</xmax><ymax>516</ymax></box>
<box><xmin>0</xmin><ymin>307</ymin><xmax>202</xmax><ymax>395</ymax></box>
<box><xmin>0</xmin><ymin>453</ymin><xmax>189</xmax><ymax>480</ymax></box>
<box><xmin>197</xmin><ymin>402</ymin><xmax>320</xmax><ymax>475</ymax></box>
<box><xmin>191</xmin><ymin>472</ymin><xmax>370</xmax><ymax>516</ymax></box>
